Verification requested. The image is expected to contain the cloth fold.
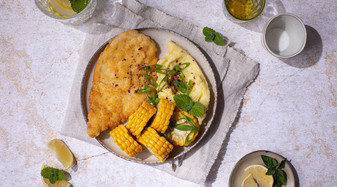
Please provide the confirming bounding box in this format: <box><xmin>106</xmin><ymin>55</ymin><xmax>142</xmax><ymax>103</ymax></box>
<box><xmin>61</xmin><ymin>0</ymin><xmax>260</xmax><ymax>184</ymax></box>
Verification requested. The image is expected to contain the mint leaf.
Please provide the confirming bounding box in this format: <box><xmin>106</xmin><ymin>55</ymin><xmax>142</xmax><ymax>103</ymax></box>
<box><xmin>214</xmin><ymin>32</ymin><xmax>225</xmax><ymax>46</ymax></box>
<box><xmin>277</xmin><ymin>158</ymin><xmax>287</xmax><ymax>169</ymax></box>
<box><xmin>203</xmin><ymin>27</ymin><xmax>225</xmax><ymax>46</ymax></box>
<box><xmin>205</xmin><ymin>34</ymin><xmax>215</xmax><ymax>42</ymax></box>
<box><xmin>189</xmin><ymin>102</ymin><xmax>204</xmax><ymax>117</ymax></box>
<box><xmin>174</xmin><ymin>94</ymin><xmax>193</xmax><ymax>111</ymax></box>
<box><xmin>203</xmin><ymin>27</ymin><xmax>216</xmax><ymax>41</ymax></box>
<box><xmin>41</xmin><ymin>167</ymin><xmax>51</xmax><ymax>178</ymax></box>
<box><xmin>276</xmin><ymin>169</ymin><xmax>287</xmax><ymax>185</ymax></box>
<box><xmin>58</xmin><ymin>170</ymin><xmax>65</xmax><ymax>180</ymax></box>
<box><xmin>261</xmin><ymin>155</ymin><xmax>278</xmax><ymax>167</ymax></box>
<box><xmin>70</xmin><ymin>0</ymin><xmax>89</xmax><ymax>13</ymax></box>
<box><xmin>41</xmin><ymin>167</ymin><xmax>65</xmax><ymax>184</ymax></box>
<box><xmin>266</xmin><ymin>168</ymin><xmax>275</xmax><ymax>175</ymax></box>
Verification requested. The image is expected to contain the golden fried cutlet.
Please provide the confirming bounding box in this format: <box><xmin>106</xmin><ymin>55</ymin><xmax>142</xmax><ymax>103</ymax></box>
<box><xmin>87</xmin><ymin>30</ymin><xmax>158</xmax><ymax>138</ymax></box>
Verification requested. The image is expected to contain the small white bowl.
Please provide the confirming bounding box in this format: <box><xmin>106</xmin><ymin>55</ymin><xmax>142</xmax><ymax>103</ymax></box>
<box><xmin>263</xmin><ymin>13</ymin><xmax>307</xmax><ymax>58</ymax></box>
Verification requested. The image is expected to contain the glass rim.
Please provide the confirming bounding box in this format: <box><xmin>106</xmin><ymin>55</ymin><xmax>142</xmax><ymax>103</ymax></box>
<box><xmin>224</xmin><ymin>0</ymin><xmax>266</xmax><ymax>21</ymax></box>
<box><xmin>34</xmin><ymin>0</ymin><xmax>96</xmax><ymax>21</ymax></box>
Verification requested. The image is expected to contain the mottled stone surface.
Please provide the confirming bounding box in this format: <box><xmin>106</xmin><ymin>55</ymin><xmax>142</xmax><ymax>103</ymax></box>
<box><xmin>0</xmin><ymin>0</ymin><xmax>336</xmax><ymax>186</ymax></box>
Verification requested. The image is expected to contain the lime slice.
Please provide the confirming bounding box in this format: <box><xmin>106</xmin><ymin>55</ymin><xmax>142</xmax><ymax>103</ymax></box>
<box><xmin>48</xmin><ymin>139</ymin><xmax>74</xmax><ymax>170</ymax></box>
<box><xmin>41</xmin><ymin>164</ymin><xmax>71</xmax><ymax>187</ymax></box>
<box><xmin>241</xmin><ymin>173</ymin><xmax>258</xmax><ymax>187</ymax></box>
<box><xmin>244</xmin><ymin>164</ymin><xmax>274</xmax><ymax>187</ymax></box>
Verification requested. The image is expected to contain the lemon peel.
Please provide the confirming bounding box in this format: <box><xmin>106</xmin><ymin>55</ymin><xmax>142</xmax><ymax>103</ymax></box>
<box><xmin>241</xmin><ymin>173</ymin><xmax>258</xmax><ymax>187</ymax></box>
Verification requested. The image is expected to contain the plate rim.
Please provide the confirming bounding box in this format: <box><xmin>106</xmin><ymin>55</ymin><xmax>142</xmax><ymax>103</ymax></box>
<box><xmin>80</xmin><ymin>27</ymin><xmax>218</xmax><ymax>164</ymax></box>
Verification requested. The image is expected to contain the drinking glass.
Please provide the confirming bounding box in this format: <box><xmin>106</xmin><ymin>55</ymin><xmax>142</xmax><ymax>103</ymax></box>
<box><xmin>223</xmin><ymin>0</ymin><xmax>265</xmax><ymax>22</ymax></box>
<box><xmin>35</xmin><ymin>0</ymin><xmax>97</xmax><ymax>25</ymax></box>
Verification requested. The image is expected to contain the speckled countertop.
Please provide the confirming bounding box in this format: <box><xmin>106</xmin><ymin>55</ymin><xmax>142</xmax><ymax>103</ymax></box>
<box><xmin>1</xmin><ymin>0</ymin><xmax>336</xmax><ymax>186</ymax></box>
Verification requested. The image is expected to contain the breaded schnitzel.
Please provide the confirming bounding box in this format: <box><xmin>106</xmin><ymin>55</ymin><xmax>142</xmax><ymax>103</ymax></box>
<box><xmin>87</xmin><ymin>30</ymin><xmax>158</xmax><ymax>138</ymax></box>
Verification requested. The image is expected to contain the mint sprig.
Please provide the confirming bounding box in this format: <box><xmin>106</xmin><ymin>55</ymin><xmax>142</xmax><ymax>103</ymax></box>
<box><xmin>41</xmin><ymin>167</ymin><xmax>65</xmax><ymax>184</ymax></box>
<box><xmin>261</xmin><ymin>155</ymin><xmax>287</xmax><ymax>187</ymax></box>
<box><xmin>203</xmin><ymin>27</ymin><xmax>225</xmax><ymax>46</ymax></box>
<box><xmin>166</xmin><ymin>113</ymin><xmax>198</xmax><ymax>145</ymax></box>
<box><xmin>174</xmin><ymin>94</ymin><xmax>204</xmax><ymax>117</ymax></box>
<box><xmin>70</xmin><ymin>0</ymin><xmax>89</xmax><ymax>13</ymax></box>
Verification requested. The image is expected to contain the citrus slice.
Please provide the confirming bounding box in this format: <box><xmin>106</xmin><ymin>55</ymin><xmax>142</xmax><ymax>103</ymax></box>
<box><xmin>48</xmin><ymin>139</ymin><xmax>74</xmax><ymax>170</ymax></box>
<box><xmin>56</xmin><ymin>0</ymin><xmax>72</xmax><ymax>9</ymax></box>
<box><xmin>244</xmin><ymin>164</ymin><xmax>274</xmax><ymax>187</ymax></box>
<box><xmin>41</xmin><ymin>164</ymin><xmax>71</xmax><ymax>187</ymax></box>
<box><xmin>48</xmin><ymin>0</ymin><xmax>76</xmax><ymax>17</ymax></box>
<box><xmin>241</xmin><ymin>173</ymin><xmax>258</xmax><ymax>187</ymax></box>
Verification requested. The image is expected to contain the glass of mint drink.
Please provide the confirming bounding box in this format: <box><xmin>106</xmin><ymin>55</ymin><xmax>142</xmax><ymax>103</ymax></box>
<box><xmin>35</xmin><ymin>0</ymin><xmax>97</xmax><ymax>25</ymax></box>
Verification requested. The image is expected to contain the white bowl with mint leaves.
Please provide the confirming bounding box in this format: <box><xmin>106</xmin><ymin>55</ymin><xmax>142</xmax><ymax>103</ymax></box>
<box><xmin>229</xmin><ymin>150</ymin><xmax>299</xmax><ymax>187</ymax></box>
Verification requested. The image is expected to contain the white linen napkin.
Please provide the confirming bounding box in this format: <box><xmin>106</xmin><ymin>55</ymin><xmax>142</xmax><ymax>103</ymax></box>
<box><xmin>61</xmin><ymin>0</ymin><xmax>260</xmax><ymax>184</ymax></box>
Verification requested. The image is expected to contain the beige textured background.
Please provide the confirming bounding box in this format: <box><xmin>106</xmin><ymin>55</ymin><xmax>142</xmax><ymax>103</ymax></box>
<box><xmin>0</xmin><ymin>0</ymin><xmax>336</xmax><ymax>186</ymax></box>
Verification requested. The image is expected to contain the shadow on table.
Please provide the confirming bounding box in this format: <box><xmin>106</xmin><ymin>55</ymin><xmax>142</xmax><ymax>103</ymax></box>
<box><xmin>204</xmin><ymin>60</ymin><xmax>260</xmax><ymax>185</ymax></box>
<box><xmin>280</xmin><ymin>25</ymin><xmax>322</xmax><ymax>68</ymax></box>
<box><xmin>225</xmin><ymin>0</ymin><xmax>286</xmax><ymax>33</ymax></box>
<box><xmin>204</xmin><ymin>99</ymin><xmax>243</xmax><ymax>186</ymax></box>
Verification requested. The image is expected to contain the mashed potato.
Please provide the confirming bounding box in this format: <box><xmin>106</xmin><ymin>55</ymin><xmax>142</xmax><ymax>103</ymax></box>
<box><xmin>157</xmin><ymin>41</ymin><xmax>210</xmax><ymax>123</ymax></box>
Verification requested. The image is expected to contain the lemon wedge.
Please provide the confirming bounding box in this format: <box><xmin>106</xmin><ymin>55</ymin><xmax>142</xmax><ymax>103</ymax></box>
<box><xmin>244</xmin><ymin>164</ymin><xmax>274</xmax><ymax>187</ymax></box>
<box><xmin>241</xmin><ymin>173</ymin><xmax>258</xmax><ymax>187</ymax></box>
<box><xmin>41</xmin><ymin>164</ymin><xmax>71</xmax><ymax>187</ymax></box>
<box><xmin>48</xmin><ymin>139</ymin><xmax>74</xmax><ymax>170</ymax></box>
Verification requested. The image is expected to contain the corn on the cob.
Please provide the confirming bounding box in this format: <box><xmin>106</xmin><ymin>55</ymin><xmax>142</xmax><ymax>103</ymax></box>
<box><xmin>164</xmin><ymin>111</ymin><xmax>199</xmax><ymax>146</ymax></box>
<box><xmin>125</xmin><ymin>101</ymin><xmax>157</xmax><ymax>136</ymax></box>
<box><xmin>110</xmin><ymin>125</ymin><xmax>143</xmax><ymax>157</ymax></box>
<box><xmin>137</xmin><ymin>127</ymin><xmax>174</xmax><ymax>162</ymax></box>
<box><xmin>150</xmin><ymin>99</ymin><xmax>176</xmax><ymax>133</ymax></box>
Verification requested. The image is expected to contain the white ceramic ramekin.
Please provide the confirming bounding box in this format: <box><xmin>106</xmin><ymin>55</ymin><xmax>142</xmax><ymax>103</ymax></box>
<box><xmin>263</xmin><ymin>13</ymin><xmax>307</xmax><ymax>58</ymax></box>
